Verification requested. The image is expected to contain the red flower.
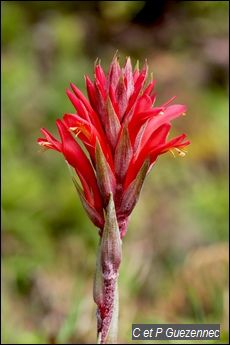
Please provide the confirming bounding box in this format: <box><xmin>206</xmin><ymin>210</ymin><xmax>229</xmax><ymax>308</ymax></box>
<box><xmin>38</xmin><ymin>56</ymin><xmax>190</xmax><ymax>238</ymax></box>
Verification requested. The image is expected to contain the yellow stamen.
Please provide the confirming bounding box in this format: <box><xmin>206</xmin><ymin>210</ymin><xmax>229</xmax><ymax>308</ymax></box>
<box><xmin>169</xmin><ymin>149</ymin><xmax>176</xmax><ymax>158</ymax></box>
<box><xmin>175</xmin><ymin>148</ymin><xmax>187</xmax><ymax>157</ymax></box>
<box><xmin>70</xmin><ymin>126</ymin><xmax>91</xmax><ymax>140</ymax></box>
<box><xmin>94</xmin><ymin>57</ymin><xmax>99</xmax><ymax>68</ymax></box>
<box><xmin>169</xmin><ymin>148</ymin><xmax>187</xmax><ymax>158</ymax></box>
<box><xmin>39</xmin><ymin>141</ymin><xmax>51</xmax><ymax>147</ymax></box>
<box><xmin>38</xmin><ymin>141</ymin><xmax>52</xmax><ymax>152</ymax></box>
<box><xmin>70</xmin><ymin>127</ymin><xmax>81</xmax><ymax>140</ymax></box>
<box><xmin>70</xmin><ymin>127</ymin><xmax>79</xmax><ymax>134</ymax></box>
<box><xmin>70</xmin><ymin>127</ymin><xmax>78</xmax><ymax>131</ymax></box>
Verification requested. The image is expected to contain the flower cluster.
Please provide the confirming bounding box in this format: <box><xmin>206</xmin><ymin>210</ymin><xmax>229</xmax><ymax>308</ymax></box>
<box><xmin>38</xmin><ymin>56</ymin><xmax>190</xmax><ymax>238</ymax></box>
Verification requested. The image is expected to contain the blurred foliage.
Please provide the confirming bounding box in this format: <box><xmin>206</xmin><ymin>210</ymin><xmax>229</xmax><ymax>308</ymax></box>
<box><xmin>2</xmin><ymin>1</ymin><xmax>228</xmax><ymax>344</ymax></box>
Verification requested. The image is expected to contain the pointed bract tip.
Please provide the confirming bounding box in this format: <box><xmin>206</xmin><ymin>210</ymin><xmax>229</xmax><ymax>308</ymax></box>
<box><xmin>143</xmin><ymin>59</ymin><xmax>148</xmax><ymax>72</ymax></box>
<box><xmin>70</xmin><ymin>82</ymin><xmax>76</xmax><ymax>90</ymax></box>
<box><xmin>125</xmin><ymin>56</ymin><xmax>131</xmax><ymax>64</ymax></box>
<box><xmin>135</xmin><ymin>60</ymin><xmax>139</xmax><ymax>71</ymax></box>
<box><xmin>113</xmin><ymin>50</ymin><xmax>119</xmax><ymax>59</ymax></box>
<box><xmin>94</xmin><ymin>57</ymin><xmax>99</xmax><ymax>68</ymax></box>
<box><xmin>66</xmin><ymin>88</ymin><xmax>72</xmax><ymax>97</ymax></box>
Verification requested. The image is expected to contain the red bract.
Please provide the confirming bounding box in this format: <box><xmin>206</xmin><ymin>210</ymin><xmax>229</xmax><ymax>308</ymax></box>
<box><xmin>38</xmin><ymin>56</ymin><xmax>190</xmax><ymax>238</ymax></box>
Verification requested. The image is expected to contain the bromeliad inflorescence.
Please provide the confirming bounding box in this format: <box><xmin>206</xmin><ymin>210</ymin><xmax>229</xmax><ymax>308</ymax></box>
<box><xmin>38</xmin><ymin>55</ymin><xmax>190</xmax><ymax>344</ymax></box>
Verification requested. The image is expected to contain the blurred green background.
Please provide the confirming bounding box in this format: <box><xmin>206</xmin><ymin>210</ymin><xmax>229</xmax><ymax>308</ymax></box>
<box><xmin>2</xmin><ymin>1</ymin><xmax>229</xmax><ymax>344</ymax></box>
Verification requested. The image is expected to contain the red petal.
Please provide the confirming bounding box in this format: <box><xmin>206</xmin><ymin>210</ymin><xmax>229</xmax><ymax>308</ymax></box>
<box><xmin>63</xmin><ymin>113</ymin><xmax>114</xmax><ymax>171</ymax></box>
<box><xmin>123</xmin><ymin>62</ymin><xmax>148</xmax><ymax>121</ymax></box>
<box><xmin>149</xmin><ymin>135</ymin><xmax>190</xmax><ymax>162</ymax></box>
<box><xmin>63</xmin><ymin>113</ymin><xmax>89</xmax><ymax>128</ymax></box>
<box><xmin>70</xmin><ymin>82</ymin><xmax>93</xmax><ymax>113</ymax></box>
<box><xmin>56</xmin><ymin>119</ymin><xmax>102</xmax><ymax>209</ymax></box>
<box><xmin>135</xmin><ymin>94</ymin><xmax>152</xmax><ymax>114</ymax></box>
<box><xmin>134</xmin><ymin>62</ymin><xmax>148</xmax><ymax>91</ymax></box>
<box><xmin>40</xmin><ymin>128</ymin><xmax>62</xmax><ymax>151</ymax></box>
<box><xmin>63</xmin><ymin>113</ymin><xmax>95</xmax><ymax>159</ymax></box>
<box><xmin>109</xmin><ymin>84</ymin><xmax>120</xmax><ymax>118</ymax></box>
<box><xmin>154</xmin><ymin>134</ymin><xmax>190</xmax><ymax>154</ymax></box>
<box><xmin>141</xmin><ymin>104</ymin><xmax>187</xmax><ymax>148</ymax></box>
<box><xmin>133</xmin><ymin>66</ymin><xmax>139</xmax><ymax>83</ymax></box>
<box><xmin>125</xmin><ymin>124</ymin><xmax>171</xmax><ymax>188</ymax></box>
<box><xmin>66</xmin><ymin>89</ymin><xmax>91</xmax><ymax>122</ymax></box>
<box><xmin>95</xmin><ymin>64</ymin><xmax>107</xmax><ymax>94</ymax></box>
<box><xmin>142</xmin><ymin>80</ymin><xmax>156</xmax><ymax>96</ymax></box>
<box><xmin>85</xmin><ymin>77</ymin><xmax>113</xmax><ymax>148</ymax></box>
<box><xmin>141</xmin><ymin>123</ymin><xmax>171</xmax><ymax>154</ymax></box>
<box><xmin>37</xmin><ymin>138</ymin><xmax>56</xmax><ymax>150</ymax></box>
<box><xmin>128</xmin><ymin>107</ymin><xmax>164</xmax><ymax>145</ymax></box>
<box><xmin>85</xmin><ymin>75</ymin><xmax>97</xmax><ymax>110</ymax></box>
<box><xmin>70</xmin><ymin>82</ymin><xmax>105</xmax><ymax>137</ymax></box>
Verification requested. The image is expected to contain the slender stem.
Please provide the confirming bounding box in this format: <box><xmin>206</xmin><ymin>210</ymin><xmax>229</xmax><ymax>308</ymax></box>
<box><xmin>106</xmin><ymin>279</ymin><xmax>119</xmax><ymax>344</ymax></box>
<box><xmin>94</xmin><ymin>242</ymin><xmax>120</xmax><ymax>344</ymax></box>
<box><xmin>98</xmin><ymin>276</ymin><xmax>119</xmax><ymax>344</ymax></box>
<box><xmin>94</xmin><ymin>194</ymin><xmax>122</xmax><ymax>344</ymax></box>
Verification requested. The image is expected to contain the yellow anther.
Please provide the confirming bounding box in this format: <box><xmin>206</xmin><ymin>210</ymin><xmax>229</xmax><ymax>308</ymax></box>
<box><xmin>70</xmin><ymin>126</ymin><xmax>91</xmax><ymax>140</ymax></box>
<box><xmin>38</xmin><ymin>141</ymin><xmax>52</xmax><ymax>152</ymax></box>
<box><xmin>169</xmin><ymin>148</ymin><xmax>187</xmax><ymax>158</ymax></box>
<box><xmin>175</xmin><ymin>148</ymin><xmax>187</xmax><ymax>157</ymax></box>
<box><xmin>70</xmin><ymin>127</ymin><xmax>81</xmax><ymax>139</ymax></box>
<box><xmin>39</xmin><ymin>141</ymin><xmax>50</xmax><ymax>147</ymax></box>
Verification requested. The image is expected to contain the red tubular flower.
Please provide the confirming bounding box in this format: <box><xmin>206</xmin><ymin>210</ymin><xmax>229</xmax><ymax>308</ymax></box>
<box><xmin>38</xmin><ymin>55</ymin><xmax>190</xmax><ymax>238</ymax></box>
